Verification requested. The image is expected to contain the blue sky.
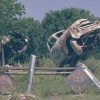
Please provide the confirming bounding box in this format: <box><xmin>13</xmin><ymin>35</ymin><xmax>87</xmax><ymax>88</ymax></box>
<box><xmin>18</xmin><ymin>0</ymin><xmax>100</xmax><ymax>21</ymax></box>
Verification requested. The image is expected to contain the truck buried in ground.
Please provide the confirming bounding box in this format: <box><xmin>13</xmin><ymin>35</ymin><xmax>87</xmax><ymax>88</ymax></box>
<box><xmin>47</xmin><ymin>19</ymin><xmax>100</xmax><ymax>67</ymax></box>
<box><xmin>0</xmin><ymin>32</ymin><xmax>28</xmax><ymax>64</ymax></box>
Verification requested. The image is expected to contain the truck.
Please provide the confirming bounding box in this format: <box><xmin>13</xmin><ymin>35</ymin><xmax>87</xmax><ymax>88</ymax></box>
<box><xmin>47</xmin><ymin>19</ymin><xmax>100</xmax><ymax>67</ymax></box>
<box><xmin>0</xmin><ymin>32</ymin><xmax>28</xmax><ymax>64</ymax></box>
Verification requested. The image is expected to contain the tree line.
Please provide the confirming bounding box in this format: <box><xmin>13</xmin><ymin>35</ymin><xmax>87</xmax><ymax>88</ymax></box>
<box><xmin>0</xmin><ymin>0</ymin><xmax>99</xmax><ymax>63</ymax></box>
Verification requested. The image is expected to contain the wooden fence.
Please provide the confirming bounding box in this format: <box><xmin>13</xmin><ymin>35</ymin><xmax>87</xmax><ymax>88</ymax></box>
<box><xmin>0</xmin><ymin>54</ymin><xmax>75</xmax><ymax>94</ymax></box>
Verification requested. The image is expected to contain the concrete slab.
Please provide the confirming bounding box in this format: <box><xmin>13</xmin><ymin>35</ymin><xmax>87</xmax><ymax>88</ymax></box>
<box><xmin>0</xmin><ymin>74</ymin><xmax>13</xmax><ymax>95</ymax></box>
<box><xmin>64</xmin><ymin>63</ymin><xmax>100</xmax><ymax>94</ymax></box>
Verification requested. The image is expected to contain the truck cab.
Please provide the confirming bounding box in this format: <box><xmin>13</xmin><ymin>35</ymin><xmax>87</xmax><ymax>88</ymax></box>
<box><xmin>47</xmin><ymin>19</ymin><xmax>100</xmax><ymax>67</ymax></box>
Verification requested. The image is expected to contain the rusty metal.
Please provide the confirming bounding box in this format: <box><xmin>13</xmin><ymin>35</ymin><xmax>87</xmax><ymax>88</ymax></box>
<box><xmin>47</xmin><ymin>19</ymin><xmax>100</xmax><ymax>67</ymax></box>
<box><xmin>0</xmin><ymin>32</ymin><xmax>28</xmax><ymax>64</ymax></box>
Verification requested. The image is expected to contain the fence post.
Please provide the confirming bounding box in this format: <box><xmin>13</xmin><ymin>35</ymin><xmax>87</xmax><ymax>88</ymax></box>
<box><xmin>2</xmin><ymin>47</ymin><xmax>5</xmax><ymax>67</ymax></box>
<box><xmin>26</xmin><ymin>55</ymin><xmax>36</xmax><ymax>93</ymax></box>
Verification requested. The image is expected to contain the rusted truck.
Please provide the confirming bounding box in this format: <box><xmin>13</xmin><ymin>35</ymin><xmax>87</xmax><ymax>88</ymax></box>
<box><xmin>0</xmin><ymin>32</ymin><xmax>28</xmax><ymax>64</ymax></box>
<box><xmin>47</xmin><ymin>19</ymin><xmax>100</xmax><ymax>67</ymax></box>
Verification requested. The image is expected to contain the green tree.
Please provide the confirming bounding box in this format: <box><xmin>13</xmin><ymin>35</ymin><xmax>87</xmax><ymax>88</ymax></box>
<box><xmin>0</xmin><ymin>0</ymin><xmax>25</xmax><ymax>35</ymax></box>
<box><xmin>11</xmin><ymin>18</ymin><xmax>44</xmax><ymax>62</ymax></box>
<box><xmin>0</xmin><ymin>0</ymin><xmax>25</xmax><ymax>63</ymax></box>
<box><xmin>0</xmin><ymin>0</ymin><xmax>44</xmax><ymax>62</ymax></box>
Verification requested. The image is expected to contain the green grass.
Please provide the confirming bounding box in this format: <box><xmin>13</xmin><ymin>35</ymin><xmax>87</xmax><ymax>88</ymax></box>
<box><xmin>12</xmin><ymin>75</ymin><xmax>28</xmax><ymax>93</ymax></box>
<box><xmin>0</xmin><ymin>95</ymin><xmax>11</xmax><ymax>100</ymax></box>
<box><xmin>11</xmin><ymin>57</ymin><xmax>100</xmax><ymax>96</ymax></box>
<box><xmin>0</xmin><ymin>94</ymin><xmax>100</xmax><ymax>100</ymax></box>
<box><xmin>54</xmin><ymin>95</ymin><xmax>100</xmax><ymax>100</ymax></box>
<box><xmin>0</xmin><ymin>57</ymin><xmax>100</xmax><ymax>99</ymax></box>
<box><xmin>32</xmin><ymin>75</ymin><xmax>73</xmax><ymax>97</ymax></box>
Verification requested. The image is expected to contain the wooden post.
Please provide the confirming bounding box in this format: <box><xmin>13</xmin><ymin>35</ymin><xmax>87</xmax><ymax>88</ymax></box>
<box><xmin>2</xmin><ymin>47</ymin><xmax>5</xmax><ymax>67</ymax></box>
<box><xmin>26</xmin><ymin>55</ymin><xmax>36</xmax><ymax>93</ymax></box>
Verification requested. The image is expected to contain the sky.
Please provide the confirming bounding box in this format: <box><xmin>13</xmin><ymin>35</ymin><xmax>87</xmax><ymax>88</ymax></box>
<box><xmin>18</xmin><ymin>0</ymin><xmax>100</xmax><ymax>21</ymax></box>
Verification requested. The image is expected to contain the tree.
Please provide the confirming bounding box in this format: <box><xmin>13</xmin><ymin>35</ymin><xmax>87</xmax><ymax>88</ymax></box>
<box><xmin>0</xmin><ymin>0</ymin><xmax>25</xmax><ymax>35</ymax></box>
<box><xmin>11</xmin><ymin>18</ymin><xmax>44</xmax><ymax>62</ymax></box>
<box><xmin>0</xmin><ymin>0</ymin><xmax>44</xmax><ymax>63</ymax></box>
<box><xmin>0</xmin><ymin>0</ymin><xmax>25</xmax><ymax>63</ymax></box>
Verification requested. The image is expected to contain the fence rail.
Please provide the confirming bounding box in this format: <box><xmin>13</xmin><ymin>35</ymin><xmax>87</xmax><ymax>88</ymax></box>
<box><xmin>0</xmin><ymin>67</ymin><xmax>76</xmax><ymax>71</ymax></box>
<box><xmin>0</xmin><ymin>67</ymin><xmax>75</xmax><ymax>75</ymax></box>
<box><xmin>0</xmin><ymin>54</ymin><xmax>100</xmax><ymax>95</ymax></box>
<box><xmin>0</xmin><ymin>71</ymin><xmax>72</xmax><ymax>75</ymax></box>
<box><xmin>0</xmin><ymin>54</ymin><xmax>76</xmax><ymax>94</ymax></box>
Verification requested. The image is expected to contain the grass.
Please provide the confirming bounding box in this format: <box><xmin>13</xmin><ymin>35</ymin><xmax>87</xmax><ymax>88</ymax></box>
<box><xmin>32</xmin><ymin>75</ymin><xmax>73</xmax><ymax>96</ymax></box>
<box><xmin>0</xmin><ymin>95</ymin><xmax>12</xmax><ymax>100</ymax></box>
<box><xmin>13</xmin><ymin>75</ymin><xmax>28</xmax><ymax>93</ymax></box>
<box><xmin>0</xmin><ymin>57</ymin><xmax>100</xmax><ymax>99</ymax></box>
<box><xmin>0</xmin><ymin>94</ymin><xmax>100</xmax><ymax>100</ymax></box>
<box><xmin>54</xmin><ymin>95</ymin><xmax>100</xmax><ymax>100</ymax></box>
<box><xmin>12</xmin><ymin>61</ymin><xmax>100</xmax><ymax>97</ymax></box>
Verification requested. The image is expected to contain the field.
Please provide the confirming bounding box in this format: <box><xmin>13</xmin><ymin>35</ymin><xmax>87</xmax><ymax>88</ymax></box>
<box><xmin>0</xmin><ymin>57</ymin><xmax>100</xmax><ymax>100</ymax></box>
